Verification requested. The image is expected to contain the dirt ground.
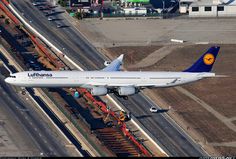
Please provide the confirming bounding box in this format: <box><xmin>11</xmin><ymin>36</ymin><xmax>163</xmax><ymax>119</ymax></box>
<box><xmin>101</xmin><ymin>44</ymin><xmax>236</xmax><ymax>156</ymax></box>
<box><xmin>105</xmin><ymin>45</ymin><xmax>162</xmax><ymax>68</ymax></box>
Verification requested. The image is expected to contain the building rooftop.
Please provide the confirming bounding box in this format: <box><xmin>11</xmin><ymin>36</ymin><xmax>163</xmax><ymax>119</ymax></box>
<box><xmin>190</xmin><ymin>0</ymin><xmax>236</xmax><ymax>6</ymax></box>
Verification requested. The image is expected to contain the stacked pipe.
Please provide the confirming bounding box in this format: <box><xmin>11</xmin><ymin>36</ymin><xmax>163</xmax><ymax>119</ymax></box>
<box><xmin>0</xmin><ymin>1</ymin><xmax>152</xmax><ymax>156</ymax></box>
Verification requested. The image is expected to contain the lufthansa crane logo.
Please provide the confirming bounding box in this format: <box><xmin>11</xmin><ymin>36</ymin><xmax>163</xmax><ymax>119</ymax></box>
<box><xmin>203</xmin><ymin>53</ymin><xmax>215</xmax><ymax>65</ymax></box>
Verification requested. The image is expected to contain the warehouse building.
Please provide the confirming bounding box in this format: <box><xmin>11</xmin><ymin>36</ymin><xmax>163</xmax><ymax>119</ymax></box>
<box><xmin>189</xmin><ymin>0</ymin><xmax>236</xmax><ymax>17</ymax></box>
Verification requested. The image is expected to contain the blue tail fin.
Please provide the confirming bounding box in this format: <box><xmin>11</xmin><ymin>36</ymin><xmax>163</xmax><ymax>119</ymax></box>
<box><xmin>183</xmin><ymin>46</ymin><xmax>220</xmax><ymax>72</ymax></box>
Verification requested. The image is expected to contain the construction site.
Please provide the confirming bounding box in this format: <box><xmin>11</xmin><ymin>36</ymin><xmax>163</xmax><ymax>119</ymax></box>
<box><xmin>1</xmin><ymin>0</ymin><xmax>236</xmax><ymax>157</ymax></box>
<box><xmin>0</xmin><ymin>0</ymin><xmax>165</xmax><ymax>157</ymax></box>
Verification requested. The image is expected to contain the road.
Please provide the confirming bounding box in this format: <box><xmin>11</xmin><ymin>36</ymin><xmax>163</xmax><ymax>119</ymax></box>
<box><xmin>0</xmin><ymin>23</ymin><xmax>88</xmax><ymax>156</ymax></box>
<box><xmin>10</xmin><ymin>0</ymin><xmax>207</xmax><ymax>156</ymax></box>
<box><xmin>0</xmin><ymin>73</ymin><xmax>69</xmax><ymax>156</ymax></box>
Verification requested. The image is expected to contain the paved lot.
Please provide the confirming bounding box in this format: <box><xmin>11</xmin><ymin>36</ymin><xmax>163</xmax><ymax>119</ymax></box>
<box><xmin>79</xmin><ymin>18</ymin><xmax>236</xmax><ymax>47</ymax></box>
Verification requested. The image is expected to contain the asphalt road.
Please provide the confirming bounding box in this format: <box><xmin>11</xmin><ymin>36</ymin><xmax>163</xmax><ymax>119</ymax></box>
<box><xmin>10</xmin><ymin>0</ymin><xmax>207</xmax><ymax>156</ymax></box>
<box><xmin>0</xmin><ymin>23</ymin><xmax>88</xmax><ymax>156</ymax></box>
<box><xmin>0</xmin><ymin>73</ymin><xmax>69</xmax><ymax>156</ymax></box>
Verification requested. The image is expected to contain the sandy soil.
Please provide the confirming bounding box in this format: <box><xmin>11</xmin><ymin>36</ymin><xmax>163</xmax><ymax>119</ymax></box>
<box><xmin>76</xmin><ymin>15</ymin><xmax>236</xmax><ymax>156</ymax></box>
<box><xmin>105</xmin><ymin>45</ymin><xmax>162</xmax><ymax>68</ymax></box>
<box><xmin>100</xmin><ymin>44</ymin><xmax>236</xmax><ymax>156</ymax></box>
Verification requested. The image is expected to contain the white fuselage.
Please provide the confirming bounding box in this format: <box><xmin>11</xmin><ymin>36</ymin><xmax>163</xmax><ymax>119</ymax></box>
<box><xmin>5</xmin><ymin>71</ymin><xmax>215</xmax><ymax>88</ymax></box>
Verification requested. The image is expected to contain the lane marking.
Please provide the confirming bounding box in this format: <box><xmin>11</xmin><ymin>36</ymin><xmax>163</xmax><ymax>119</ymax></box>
<box><xmin>8</xmin><ymin>3</ymin><xmax>167</xmax><ymax>156</ymax></box>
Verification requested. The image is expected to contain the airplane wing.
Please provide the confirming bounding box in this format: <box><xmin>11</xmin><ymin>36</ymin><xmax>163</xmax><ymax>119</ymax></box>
<box><xmin>85</xmin><ymin>83</ymin><xmax>132</xmax><ymax>87</ymax></box>
<box><xmin>102</xmin><ymin>54</ymin><xmax>124</xmax><ymax>71</ymax></box>
<box><xmin>83</xmin><ymin>78</ymin><xmax>179</xmax><ymax>88</ymax></box>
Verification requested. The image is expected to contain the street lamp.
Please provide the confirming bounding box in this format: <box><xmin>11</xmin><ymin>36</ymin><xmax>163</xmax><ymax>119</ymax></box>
<box><xmin>162</xmin><ymin>0</ymin><xmax>165</xmax><ymax>18</ymax></box>
<box><xmin>100</xmin><ymin>0</ymin><xmax>104</xmax><ymax>19</ymax></box>
<box><xmin>162</xmin><ymin>0</ymin><xmax>165</xmax><ymax>12</ymax></box>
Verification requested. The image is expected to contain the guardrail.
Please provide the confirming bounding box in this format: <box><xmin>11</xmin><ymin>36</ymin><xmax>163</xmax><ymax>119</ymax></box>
<box><xmin>0</xmin><ymin>0</ymin><xmax>19</xmax><ymax>24</ymax></box>
<box><xmin>42</xmin><ymin>89</ymin><xmax>106</xmax><ymax>156</ymax></box>
<box><xmin>1</xmin><ymin>1</ymin><xmax>166</xmax><ymax>156</ymax></box>
<box><xmin>77</xmin><ymin>88</ymin><xmax>152</xmax><ymax>156</ymax></box>
<box><xmin>78</xmin><ymin>12</ymin><xmax>181</xmax><ymax>19</ymax></box>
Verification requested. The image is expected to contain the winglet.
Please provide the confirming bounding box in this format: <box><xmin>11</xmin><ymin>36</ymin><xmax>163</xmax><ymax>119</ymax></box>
<box><xmin>117</xmin><ymin>54</ymin><xmax>124</xmax><ymax>62</ymax></box>
<box><xmin>183</xmin><ymin>46</ymin><xmax>220</xmax><ymax>72</ymax></box>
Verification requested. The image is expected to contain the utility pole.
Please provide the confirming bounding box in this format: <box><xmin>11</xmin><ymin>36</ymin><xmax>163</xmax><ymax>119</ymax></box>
<box><xmin>162</xmin><ymin>0</ymin><xmax>165</xmax><ymax>12</ymax></box>
<box><xmin>100</xmin><ymin>0</ymin><xmax>104</xmax><ymax>19</ymax></box>
<box><xmin>162</xmin><ymin>0</ymin><xmax>165</xmax><ymax>18</ymax></box>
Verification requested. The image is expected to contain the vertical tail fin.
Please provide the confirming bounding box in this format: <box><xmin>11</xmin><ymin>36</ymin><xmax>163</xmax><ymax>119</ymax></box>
<box><xmin>102</xmin><ymin>54</ymin><xmax>124</xmax><ymax>71</ymax></box>
<box><xmin>184</xmin><ymin>46</ymin><xmax>220</xmax><ymax>72</ymax></box>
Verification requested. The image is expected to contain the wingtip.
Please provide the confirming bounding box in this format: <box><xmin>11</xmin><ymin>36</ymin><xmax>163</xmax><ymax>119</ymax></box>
<box><xmin>214</xmin><ymin>75</ymin><xmax>230</xmax><ymax>78</ymax></box>
<box><xmin>118</xmin><ymin>54</ymin><xmax>124</xmax><ymax>61</ymax></box>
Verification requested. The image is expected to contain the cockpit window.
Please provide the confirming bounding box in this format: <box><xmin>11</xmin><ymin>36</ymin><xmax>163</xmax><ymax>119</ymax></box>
<box><xmin>9</xmin><ymin>76</ymin><xmax>16</xmax><ymax>78</ymax></box>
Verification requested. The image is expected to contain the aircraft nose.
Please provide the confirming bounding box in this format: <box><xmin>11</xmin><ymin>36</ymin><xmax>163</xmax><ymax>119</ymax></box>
<box><xmin>5</xmin><ymin>77</ymin><xmax>11</xmax><ymax>84</ymax></box>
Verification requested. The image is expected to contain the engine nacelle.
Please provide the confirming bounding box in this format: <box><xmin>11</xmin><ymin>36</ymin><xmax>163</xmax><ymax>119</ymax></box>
<box><xmin>74</xmin><ymin>91</ymin><xmax>80</xmax><ymax>98</ymax></box>
<box><xmin>104</xmin><ymin>61</ymin><xmax>111</xmax><ymax>66</ymax></box>
<box><xmin>90</xmin><ymin>87</ymin><xmax>108</xmax><ymax>96</ymax></box>
<box><xmin>117</xmin><ymin>86</ymin><xmax>136</xmax><ymax>96</ymax></box>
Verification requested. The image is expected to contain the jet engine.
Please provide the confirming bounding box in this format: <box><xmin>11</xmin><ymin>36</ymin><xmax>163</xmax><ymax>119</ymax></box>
<box><xmin>90</xmin><ymin>87</ymin><xmax>108</xmax><ymax>96</ymax></box>
<box><xmin>104</xmin><ymin>61</ymin><xmax>111</xmax><ymax>66</ymax></box>
<box><xmin>74</xmin><ymin>91</ymin><xmax>80</xmax><ymax>98</ymax></box>
<box><xmin>117</xmin><ymin>86</ymin><xmax>136</xmax><ymax>96</ymax></box>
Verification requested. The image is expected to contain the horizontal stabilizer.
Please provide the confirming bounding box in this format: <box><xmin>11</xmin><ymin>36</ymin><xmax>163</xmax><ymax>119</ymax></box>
<box><xmin>214</xmin><ymin>75</ymin><xmax>230</xmax><ymax>78</ymax></box>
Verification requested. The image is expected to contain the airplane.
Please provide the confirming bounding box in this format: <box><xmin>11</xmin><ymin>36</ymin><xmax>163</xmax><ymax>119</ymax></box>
<box><xmin>5</xmin><ymin>46</ymin><xmax>220</xmax><ymax>99</ymax></box>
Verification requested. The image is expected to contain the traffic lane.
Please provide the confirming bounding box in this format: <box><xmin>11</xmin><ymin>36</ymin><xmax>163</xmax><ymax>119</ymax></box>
<box><xmin>0</xmin><ymin>58</ymin><xmax>87</xmax><ymax>155</ymax></box>
<box><xmin>1</xmin><ymin>3</ymin><xmax>86</xmax><ymax>155</ymax></box>
<box><xmin>26</xmin><ymin>88</ymin><xmax>89</xmax><ymax>157</ymax></box>
<box><xmin>0</xmin><ymin>76</ymin><xmax>69</xmax><ymax>156</ymax></box>
<box><xmin>117</xmin><ymin>96</ymin><xmax>184</xmax><ymax>156</ymax></box>
<box><xmin>9</xmin><ymin>0</ymin><xmax>205</xmax><ymax>156</ymax></box>
<box><xmin>11</xmin><ymin>0</ymin><xmax>104</xmax><ymax>70</ymax></box>
<box><xmin>139</xmin><ymin>93</ymin><xmax>207</xmax><ymax>155</ymax></box>
<box><xmin>129</xmin><ymin>94</ymin><xmax>204</xmax><ymax>156</ymax></box>
<box><xmin>0</xmin><ymin>82</ymin><xmax>52</xmax><ymax>156</ymax></box>
<box><xmin>109</xmin><ymin>90</ymin><xmax>205</xmax><ymax>156</ymax></box>
<box><xmin>58</xmin><ymin>13</ymin><xmax>107</xmax><ymax>66</ymax></box>
<box><xmin>11</xmin><ymin>0</ymin><xmax>92</xmax><ymax>70</ymax></box>
<box><xmin>41</xmin><ymin>0</ymin><xmax>107</xmax><ymax>67</ymax></box>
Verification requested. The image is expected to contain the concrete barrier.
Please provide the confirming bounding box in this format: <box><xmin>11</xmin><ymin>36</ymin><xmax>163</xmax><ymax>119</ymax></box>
<box><xmin>7</xmin><ymin>3</ymin><xmax>168</xmax><ymax>156</ymax></box>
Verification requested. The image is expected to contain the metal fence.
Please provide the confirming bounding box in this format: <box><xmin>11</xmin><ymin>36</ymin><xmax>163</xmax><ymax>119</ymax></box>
<box><xmin>83</xmin><ymin>12</ymin><xmax>182</xmax><ymax>19</ymax></box>
<box><xmin>42</xmin><ymin>89</ymin><xmax>107</xmax><ymax>156</ymax></box>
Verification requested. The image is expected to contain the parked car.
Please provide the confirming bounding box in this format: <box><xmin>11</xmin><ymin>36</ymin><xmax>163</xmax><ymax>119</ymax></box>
<box><xmin>48</xmin><ymin>16</ymin><xmax>53</xmax><ymax>21</ymax></box>
<box><xmin>56</xmin><ymin>23</ymin><xmax>62</xmax><ymax>28</ymax></box>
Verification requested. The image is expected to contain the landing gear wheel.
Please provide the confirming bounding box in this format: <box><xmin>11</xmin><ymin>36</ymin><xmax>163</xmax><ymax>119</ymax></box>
<box><xmin>21</xmin><ymin>89</ymin><xmax>26</xmax><ymax>95</ymax></box>
<box><xmin>123</xmin><ymin>96</ymin><xmax>128</xmax><ymax>100</ymax></box>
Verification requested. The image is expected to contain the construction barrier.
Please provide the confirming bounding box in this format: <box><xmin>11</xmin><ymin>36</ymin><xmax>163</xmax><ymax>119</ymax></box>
<box><xmin>2</xmin><ymin>0</ymin><xmax>9</xmax><ymax>5</ymax></box>
<box><xmin>0</xmin><ymin>1</ymin><xmax>20</xmax><ymax>25</ymax></box>
<box><xmin>0</xmin><ymin>1</ymin><xmax>152</xmax><ymax>156</ymax></box>
<box><xmin>28</xmin><ymin>34</ymin><xmax>63</xmax><ymax>69</ymax></box>
<box><xmin>77</xmin><ymin>88</ymin><xmax>152</xmax><ymax>157</ymax></box>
